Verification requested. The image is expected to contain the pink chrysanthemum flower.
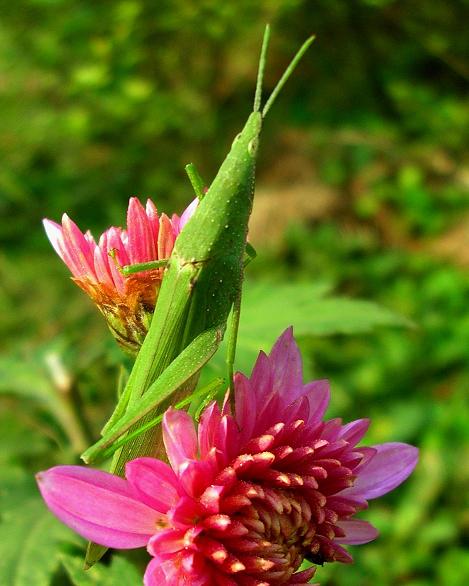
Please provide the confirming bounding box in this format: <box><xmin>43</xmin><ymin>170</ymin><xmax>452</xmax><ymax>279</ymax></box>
<box><xmin>43</xmin><ymin>197</ymin><xmax>198</xmax><ymax>353</ymax></box>
<box><xmin>37</xmin><ymin>329</ymin><xmax>418</xmax><ymax>585</ymax></box>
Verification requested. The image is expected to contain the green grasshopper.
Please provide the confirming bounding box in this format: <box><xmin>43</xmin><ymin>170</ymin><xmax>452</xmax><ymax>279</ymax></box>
<box><xmin>81</xmin><ymin>26</ymin><xmax>314</xmax><ymax>566</ymax></box>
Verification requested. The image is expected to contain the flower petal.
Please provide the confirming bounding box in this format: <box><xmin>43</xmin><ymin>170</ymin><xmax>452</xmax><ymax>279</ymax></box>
<box><xmin>288</xmin><ymin>565</ymin><xmax>316</xmax><ymax>584</ymax></box>
<box><xmin>36</xmin><ymin>465</ymin><xmax>165</xmax><ymax>548</ymax></box>
<box><xmin>145</xmin><ymin>199</ymin><xmax>160</xmax><ymax>248</ymax></box>
<box><xmin>304</xmin><ymin>380</ymin><xmax>330</xmax><ymax>425</ymax></box>
<box><xmin>178</xmin><ymin>198</ymin><xmax>199</xmax><ymax>231</ymax></box>
<box><xmin>158</xmin><ymin>213</ymin><xmax>176</xmax><ymax>258</ymax></box>
<box><xmin>61</xmin><ymin>214</ymin><xmax>96</xmax><ymax>278</ymax></box>
<box><xmin>146</xmin><ymin>551</ymin><xmax>209</xmax><ymax>586</ymax></box>
<box><xmin>43</xmin><ymin>219</ymin><xmax>65</xmax><ymax>260</ymax></box>
<box><xmin>341</xmin><ymin>442</ymin><xmax>418</xmax><ymax>500</ymax></box>
<box><xmin>44</xmin><ymin>217</ymin><xmax>92</xmax><ymax>280</ymax></box>
<box><xmin>93</xmin><ymin>245</ymin><xmax>114</xmax><ymax>287</ymax></box>
<box><xmin>147</xmin><ymin>528</ymin><xmax>186</xmax><ymax>556</ymax></box>
<box><xmin>163</xmin><ymin>408</ymin><xmax>198</xmax><ymax>473</ymax></box>
<box><xmin>105</xmin><ymin>227</ymin><xmax>128</xmax><ymax>294</ymax></box>
<box><xmin>249</xmin><ymin>350</ymin><xmax>272</xmax><ymax>402</ymax></box>
<box><xmin>127</xmin><ymin>197</ymin><xmax>155</xmax><ymax>262</ymax></box>
<box><xmin>339</xmin><ymin>418</ymin><xmax>370</xmax><ymax>446</ymax></box>
<box><xmin>178</xmin><ymin>459</ymin><xmax>215</xmax><ymax>498</ymax></box>
<box><xmin>144</xmin><ymin>558</ymin><xmax>172</xmax><ymax>586</ymax></box>
<box><xmin>233</xmin><ymin>372</ymin><xmax>256</xmax><ymax>445</ymax></box>
<box><xmin>249</xmin><ymin>351</ymin><xmax>278</xmax><ymax>432</ymax></box>
<box><xmin>168</xmin><ymin>495</ymin><xmax>204</xmax><ymax>528</ymax></box>
<box><xmin>126</xmin><ymin>458</ymin><xmax>180</xmax><ymax>512</ymax></box>
<box><xmin>198</xmin><ymin>401</ymin><xmax>223</xmax><ymax>459</ymax></box>
<box><xmin>335</xmin><ymin>519</ymin><xmax>379</xmax><ymax>544</ymax></box>
<box><xmin>269</xmin><ymin>327</ymin><xmax>303</xmax><ymax>397</ymax></box>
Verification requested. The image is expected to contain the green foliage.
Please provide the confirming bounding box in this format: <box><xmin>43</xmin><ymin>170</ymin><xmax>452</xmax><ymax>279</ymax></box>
<box><xmin>240</xmin><ymin>280</ymin><xmax>409</xmax><ymax>337</ymax></box>
<box><xmin>61</xmin><ymin>554</ymin><xmax>141</xmax><ymax>586</ymax></box>
<box><xmin>0</xmin><ymin>468</ymin><xmax>80</xmax><ymax>586</ymax></box>
<box><xmin>203</xmin><ymin>280</ymin><xmax>409</xmax><ymax>378</ymax></box>
<box><xmin>0</xmin><ymin>470</ymin><xmax>141</xmax><ymax>586</ymax></box>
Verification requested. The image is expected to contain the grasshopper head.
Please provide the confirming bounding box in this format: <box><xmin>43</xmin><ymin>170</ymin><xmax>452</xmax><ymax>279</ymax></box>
<box><xmin>230</xmin><ymin>111</ymin><xmax>262</xmax><ymax>161</ymax></box>
<box><xmin>229</xmin><ymin>26</ymin><xmax>314</xmax><ymax>165</ymax></box>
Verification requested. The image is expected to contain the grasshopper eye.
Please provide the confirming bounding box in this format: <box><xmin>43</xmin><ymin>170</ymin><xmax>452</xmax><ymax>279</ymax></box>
<box><xmin>231</xmin><ymin>133</ymin><xmax>243</xmax><ymax>147</ymax></box>
<box><xmin>248</xmin><ymin>137</ymin><xmax>258</xmax><ymax>156</ymax></box>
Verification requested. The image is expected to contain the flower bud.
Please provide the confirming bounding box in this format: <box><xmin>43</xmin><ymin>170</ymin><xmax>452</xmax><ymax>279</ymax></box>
<box><xmin>43</xmin><ymin>197</ymin><xmax>198</xmax><ymax>354</ymax></box>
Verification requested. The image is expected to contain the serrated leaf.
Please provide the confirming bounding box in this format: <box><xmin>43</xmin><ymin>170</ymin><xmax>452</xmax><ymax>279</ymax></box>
<box><xmin>240</xmin><ymin>280</ymin><xmax>411</xmax><ymax>347</ymax></box>
<box><xmin>0</xmin><ymin>468</ymin><xmax>80</xmax><ymax>586</ymax></box>
<box><xmin>202</xmin><ymin>280</ymin><xmax>411</xmax><ymax>379</ymax></box>
<box><xmin>61</xmin><ymin>554</ymin><xmax>142</xmax><ymax>586</ymax></box>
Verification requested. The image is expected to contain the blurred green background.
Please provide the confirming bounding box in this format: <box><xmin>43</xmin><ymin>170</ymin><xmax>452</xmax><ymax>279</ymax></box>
<box><xmin>1</xmin><ymin>1</ymin><xmax>468</xmax><ymax>585</ymax></box>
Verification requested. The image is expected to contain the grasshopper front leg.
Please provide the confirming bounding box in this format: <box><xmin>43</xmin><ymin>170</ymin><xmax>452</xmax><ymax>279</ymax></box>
<box><xmin>82</xmin><ymin>324</ymin><xmax>225</xmax><ymax>463</ymax></box>
<box><xmin>121</xmin><ymin>259</ymin><xmax>168</xmax><ymax>276</ymax></box>
<box><xmin>185</xmin><ymin>162</ymin><xmax>207</xmax><ymax>200</ymax></box>
<box><xmin>106</xmin><ymin>377</ymin><xmax>225</xmax><ymax>460</ymax></box>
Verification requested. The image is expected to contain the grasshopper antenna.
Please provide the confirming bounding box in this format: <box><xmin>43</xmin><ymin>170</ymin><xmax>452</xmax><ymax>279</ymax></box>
<box><xmin>262</xmin><ymin>34</ymin><xmax>315</xmax><ymax>118</ymax></box>
<box><xmin>254</xmin><ymin>24</ymin><xmax>271</xmax><ymax>113</ymax></box>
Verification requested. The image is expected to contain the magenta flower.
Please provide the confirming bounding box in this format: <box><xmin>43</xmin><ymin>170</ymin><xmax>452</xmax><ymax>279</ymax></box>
<box><xmin>43</xmin><ymin>197</ymin><xmax>198</xmax><ymax>353</ymax></box>
<box><xmin>37</xmin><ymin>329</ymin><xmax>418</xmax><ymax>585</ymax></box>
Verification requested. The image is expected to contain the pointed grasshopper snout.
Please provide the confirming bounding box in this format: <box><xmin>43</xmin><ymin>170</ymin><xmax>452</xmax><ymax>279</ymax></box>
<box><xmin>231</xmin><ymin>111</ymin><xmax>262</xmax><ymax>158</ymax></box>
<box><xmin>173</xmin><ymin>109</ymin><xmax>262</xmax><ymax>270</ymax></box>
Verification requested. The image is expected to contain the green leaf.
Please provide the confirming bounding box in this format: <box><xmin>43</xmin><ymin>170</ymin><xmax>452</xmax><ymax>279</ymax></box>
<box><xmin>240</xmin><ymin>280</ymin><xmax>411</xmax><ymax>345</ymax></box>
<box><xmin>61</xmin><ymin>554</ymin><xmax>141</xmax><ymax>586</ymax></box>
<box><xmin>83</xmin><ymin>325</ymin><xmax>223</xmax><ymax>463</ymax></box>
<box><xmin>0</xmin><ymin>468</ymin><xmax>80</xmax><ymax>586</ymax></box>
<box><xmin>202</xmin><ymin>280</ymin><xmax>411</xmax><ymax>378</ymax></box>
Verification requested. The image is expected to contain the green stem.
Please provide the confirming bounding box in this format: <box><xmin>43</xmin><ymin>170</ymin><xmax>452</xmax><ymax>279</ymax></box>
<box><xmin>45</xmin><ymin>353</ymin><xmax>92</xmax><ymax>454</ymax></box>
<box><xmin>52</xmin><ymin>384</ymin><xmax>91</xmax><ymax>455</ymax></box>
<box><xmin>185</xmin><ymin>163</ymin><xmax>207</xmax><ymax>200</ymax></box>
<box><xmin>227</xmin><ymin>287</ymin><xmax>242</xmax><ymax>394</ymax></box>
